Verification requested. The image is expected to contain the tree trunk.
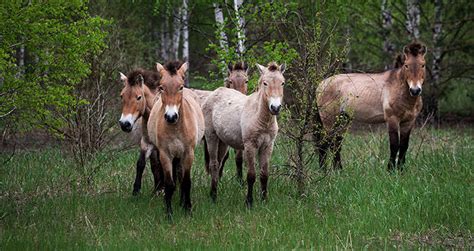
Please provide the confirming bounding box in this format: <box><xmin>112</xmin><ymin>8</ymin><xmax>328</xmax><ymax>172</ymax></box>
<box><xmin>233</xmin><ymin>0</ymin><xmax>246</xmax><ymax>57</ymax></box>
<box><xmin>160</xmin><ymin>19</ymin><xmax>168</xmax><ymax>61</ymax></box>
<box><xmin>406</xmin><ymin>0</ymin><xmax>421</xmax><ymax>40</ymax></box>
<box><xmin>424</xmin><ymin>0</ymin><xmax>443</xmax><ymax>123</ymax></box>
<box><xmin>172</xmin><ymin>7</ymin><xmax>182</xmax><ymax>60</ymax></box>
<box><xmin>213</xmin><ymin>3</ymin><xmax>228</xmax><ymax>78</ymax></box>
<box><xmin>182</xmin><ymin>0</ymin><xmax>189</xmax><ymax>86</ymax></box>
<box><xmin>381</xmin><ymin>0</ymin><xmax>395</xmax><ymax>69</ymax></box>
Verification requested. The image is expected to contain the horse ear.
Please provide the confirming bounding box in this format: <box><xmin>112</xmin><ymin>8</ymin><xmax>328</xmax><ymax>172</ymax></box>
<box><xmin>178</xmin><ymin>62</ymin><xmax>188</xmax><ymax>77</ymax></box>
<box><xmin>403</xmin><ymin>45</ymin><xmax>410</xmax><ymax>59</ymax></box>
<box><xmin>137</xmin><ymin>74</ymin><xmax>144</xmax><ymax>86</ymax></box>
<box><xmin>279</xmin><ymin>63</ymin><xmax>286</xmax><ymax>74</ymax></box>
<box><xmin>227</xmin><ymin>62</ymin><xmax>233</xmax><ymax>74</ymax></box>
<box><xmin>420</xmin><ymin>45</ymin><xmax>427</xmax><ymax>56</ymax></box>
<box><xmin>224</xmin><ymin>77</ymin><xmax>230</xmax><ymax>88</ymax></box>
<box><xmin>243</xmin><ymin>62</ymin><xmax>249</xmax><ymax>73</ymax></box>
<box><xmin>256</xmin><ymin>63</ymin><xmax>267</xmax><ymax>75</ymax></box>
<box><xmin>119</xmin><ymin>72</ymin><xmax>127</xmax><ymax>84</ymax></box>
<box><xmin>156</xmin><ymin>63</ymin><xmax>165</xmax><ymax>75</ymax></box>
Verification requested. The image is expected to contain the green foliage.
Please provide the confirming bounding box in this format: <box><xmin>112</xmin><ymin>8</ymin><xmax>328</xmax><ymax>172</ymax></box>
<box><xmin>1</xmin><ymin>128</ymin><xmax>472</xmax><ymax>249</ymax></box>
<box><xmin>0</xmin><ymin>1</ymin><xmax>109</xmax><ymax>131</ymax></box>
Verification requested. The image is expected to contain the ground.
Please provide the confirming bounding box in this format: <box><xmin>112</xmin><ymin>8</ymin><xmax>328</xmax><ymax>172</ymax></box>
<box><xmin>1</xmin><ymin>127</ymin><xmax>472</xmax><ymax>249</ymax></box>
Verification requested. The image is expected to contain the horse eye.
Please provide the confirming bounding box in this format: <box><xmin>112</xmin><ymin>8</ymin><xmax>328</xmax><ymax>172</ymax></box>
<box><xmin>159</xmin><ymin>86</ymin><xmax>164</xmax><ymax>92</ymax></box>
<box><xmin>179</xmin><ymin>86</ymin><xmax>184</xmax><ymax>91</ymax></box>
<box><xmin>404</xmin><ymin>64</ymin><xmax>409</xmax><ymax>69</ymax></box>
<box><xmin>137</xmin><ymin>95</ymin><xmax>142</xmax><ymax>101</ymax></box>
<box><xmin>421</xmin><ymin>64</ymin><xmax>425</xmax><ymax>68</ymax></box>
<box><xmin>282</xmin><ymin>82</ymin><xmax>285</xmax><ymax>86</ymax></box>
<box><xmin>263</xmin><ymin>82</ymin><xmax>268</xmax><ymax>86</ymax></box>
<box><xmin>245</xmin><ymin>80</ymin><xmax>249</xmax><ymax>84</ymax></box>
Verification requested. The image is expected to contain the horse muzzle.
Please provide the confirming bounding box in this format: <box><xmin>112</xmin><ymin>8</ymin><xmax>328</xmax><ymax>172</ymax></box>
<box><xmin>164</xmin><ymin>113</ymin><xmax>179</xmax><ymax>124</ymax></box>
<box><xmin>119</xmin><ymin>120</ymin><xmax>133</xmax><ymax>132</ymax></box>
<box><xmin>269</xmin><ymin>104</ymin><xmax>281</xmax><ymax>115</ymax></box>
<box><xmin>409</xmin><ymin>87</ymin><xmax>422</xmax><ymax>97</ymax></box>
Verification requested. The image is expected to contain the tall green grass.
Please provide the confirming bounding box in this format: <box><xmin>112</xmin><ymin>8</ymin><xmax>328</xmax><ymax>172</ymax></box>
<box><xmin>1</xmin><ymin>128</ymin><xmax>472</xmax><ymax>249</ymax></box>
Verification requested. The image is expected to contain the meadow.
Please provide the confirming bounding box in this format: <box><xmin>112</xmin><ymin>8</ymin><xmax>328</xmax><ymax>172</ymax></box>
<box><xmin>1</xmin><ymin>127</ymin><xmax>472</xmax><ymax>249</ymax></box>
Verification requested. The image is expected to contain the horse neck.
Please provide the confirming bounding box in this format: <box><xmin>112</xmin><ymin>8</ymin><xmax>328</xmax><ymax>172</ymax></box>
<box><xmin>142</xmin><ymin>85</ymin><xmax>156</xmax><ymax>117</ymax></box>
<box><xmin>255</xmin><ymin>89</ymin><xmax>275</xmax><ymax>128</ymax></box>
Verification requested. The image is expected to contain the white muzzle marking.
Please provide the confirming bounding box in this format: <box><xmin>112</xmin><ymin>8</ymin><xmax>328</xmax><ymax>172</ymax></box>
<box><xmin>165</xmin><ymin>105</ymin><xmax>179</xmax><ymax>118</ymax></box>
<box><xmin>119</xmin><ymin>113</ymin><xmax>135</xmax><ymax>126</ymax></box>
<box><xmin>269</xmin><ymin>97</ymin><xmax>282</xmax><ymax>110</ymax></box>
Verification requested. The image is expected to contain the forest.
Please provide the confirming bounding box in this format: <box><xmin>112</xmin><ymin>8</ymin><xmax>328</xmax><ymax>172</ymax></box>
<box><xmin>1</xmin><ymin>1</ymin><xmax>473</xmax><ymax>249</ymax></box>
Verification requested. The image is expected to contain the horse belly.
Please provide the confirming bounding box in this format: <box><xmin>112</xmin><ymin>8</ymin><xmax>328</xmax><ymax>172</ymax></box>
<box><xmin>213</xmin><ymin>107</ymin><xmax>244</xmax><ymax>149</ymax></box>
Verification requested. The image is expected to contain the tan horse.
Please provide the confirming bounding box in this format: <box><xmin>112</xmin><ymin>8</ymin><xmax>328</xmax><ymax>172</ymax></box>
<box><xmin>118</xmin><ymin>69</ymin><xmax>162</xmax><ymax>195</ymax></box>
<box><xmin>317</xmin><ymin>42</ymin><xmax>426</xmax><ymax>171</ymax></box>
<box><xmin>203</xmin><ymin>62</ymin><xmax>285</xmax><ymax>206</ymax></box>
<box><xmin>148</xmin><ymin>61</ymin><xmax>204</xmax><ymax>217</ymax></box>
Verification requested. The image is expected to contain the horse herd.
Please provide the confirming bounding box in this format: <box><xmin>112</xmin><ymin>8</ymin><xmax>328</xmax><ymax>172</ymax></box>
<box><xmin>118</xmin><ymin>42</ymin><xmax>427</xmax><ymax>218</ymax></box>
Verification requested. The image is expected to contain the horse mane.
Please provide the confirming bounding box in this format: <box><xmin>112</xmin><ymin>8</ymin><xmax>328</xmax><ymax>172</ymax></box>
<box><xmin>393</xmin><ymin>54</ymin><xmax>404</xmax><ymax>68</ymax></box>
<box><xmin>126</xmin><ymin>69</ymin><xmax>160</xmax><ymax>90</ymax></box>
<box><xmin>232</xmin><ymin>62</ymin><xmax>248</xmax><ymax>71</ymax></box>
<box><xmin>404</xmin><ymin>42</ymin><xmax>426</xmax><ymax>57</ymax></box>
<box><xmin>164</xmin><ymin>61</ymin><xmax>183</xmax><ymax>75</ymax></box>
<box><xmin>267</xmin><ymin>62</ymin><xmax>279</xmax><ymax>72</ymax></box>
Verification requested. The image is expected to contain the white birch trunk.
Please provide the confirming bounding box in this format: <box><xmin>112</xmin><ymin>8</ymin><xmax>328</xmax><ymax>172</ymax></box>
<box><xmin>233</xmin><ymin>0</ymin><xmax>246</xmax><ymax>56</ymax></box>
<box><xmin>182</xmin><ymin>0</ymin><xmax>189</xmax><ymax>86</ymax></box>
<box><xmin>160</xmin><ymin>20</ymin><xmax>168</xmax><ymax>61</ymax></box>
<box><xmin>406</xmin><ymin>0</ymin><xmax>421</xmax><ymax>40</ymax></box>
<box><xmin>432</xmin><ymin>0</ymin><xmax>442</xmax><ymax>87</ymax></box>
<box><xmin>172</xmin><ymin>7</ymin><xmax>182</xmax><ymax>60</ymax></box>
<box><xmin>214</xmin><ymin>3</ymin><xmax>228</xmax><ymax>78</ymax></box>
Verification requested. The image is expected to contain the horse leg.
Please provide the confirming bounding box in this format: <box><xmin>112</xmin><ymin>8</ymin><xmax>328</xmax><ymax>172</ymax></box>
<box><xmin>150</xmin><ymin>149</ymin><xmax>163</xmax><ymax>194</ymax></box>
<box><xmin>235</xmin><ymin>149</ymin><xmax>244</xmax><ymax>184</ymax></box>
<box><xmin>332</xmin><ymin>134</ymin><xmax>345</xmax><ymax>170</ymax></box>
<box><xmin>132</xmin><ymin>150</ymin><xmax>146</xmax><ymax>195</ymax></box>
<box><xmin>258</xmin><ymin>143</ymin><xmax>273</xmax><ymax>201</ymax></box>
<box><xmin>180</xmin><ymin>150</ymin><xmax>194</xmax><ymax>212</ymax></box>
<box><xmin>397</xmin><ymin>121</ymin><xmax>413</xmax><ymax>171</ymax></box>
<box><xmin>159</xmin><ymin>151</ymin><xmax>175</xmax><ymax>220</ymax></box>
<box><xmin>206</xmin><ymin>133</ymin><xmax>221</xmax><ymax>202</ymax></box>
<box><xmin>387</xmin><ymin>118</ymin><xmax>400</xmax><ymax>172</ymax></box>
<box><xmin>318</xmin><ymin>141</ymin><xmax>330</xmax><ymax>172</ymax></box>
<box><xmin>218</xmin><ymin>150</ymin><xmax>230</xmax><ymax>178</ymax></box>
<box><xmin>203</xmin><ymin>138</ymin><xmax>210</xmax><ymax>174</ymax></box>
<box><xmin>244</xmin><ymin>144</ymin><xmax>257</xmax><ymax>208</ymax></box>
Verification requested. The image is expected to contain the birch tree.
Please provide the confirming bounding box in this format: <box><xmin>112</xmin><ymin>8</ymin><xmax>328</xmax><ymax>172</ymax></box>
<box><xmin>213</xmin><ymin>2</ymin><xmax>229</xmax><ymax>78</ymax></box>
<box><xmin>381</xmin><ymin>0</ymin><xmax>395</xmax><ymax>69</ymax></box>
<box><xmin>233</xmin><ymin>0</ymin><xmax>246</xmax><ymax>57</ymax></box>
<box><xmin>171</xmin><ymin>7</ymin><xmax>182</xmax><ymax>60</ymax></box>
<box><xmin>182</xmin><ymin>0</ymin><xmax>189</xmax><ymax>86</ymax></box>
<box><xmin>406</xmin><ymin>0</ymin><xmax>421</xmax><ymax>40</ymax></box>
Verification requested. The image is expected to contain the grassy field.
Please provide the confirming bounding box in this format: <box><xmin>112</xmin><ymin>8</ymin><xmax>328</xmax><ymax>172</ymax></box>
<box><xmin>1</xmin><ymin>127</ymin><xmax>472</xmax><ymax>249</ymax></box>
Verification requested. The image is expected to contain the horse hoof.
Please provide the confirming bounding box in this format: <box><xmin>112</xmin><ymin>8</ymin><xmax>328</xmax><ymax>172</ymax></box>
<box><xmin>132</xmin><ymin>190</ymin><xmax>140</xmax><ymax>196</ymax></box>
<box><xmin>245</xmin><ymin>199</ymin><xmax>253</xmax><ymax>208</ymax></box>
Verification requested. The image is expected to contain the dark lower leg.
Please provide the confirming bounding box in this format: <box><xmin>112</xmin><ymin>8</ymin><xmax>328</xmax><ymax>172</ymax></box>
<box><xmin>333</xmin><ymin>135</ymin><xmax>344</xmax><ymax>170</ymax></box>
<box><xmin>235</xmin><ymin>150</ymin><xmax>243</xmax><ymax>183</ymax></box>
<box><xmin>204</xmin><ymin>139</ymin><xmax>210</xmax><ymax>174</ymax></box>
<box><xmin>181</xmin><ymin>171</ymin><xmax>192</xmax><ymax>211</ymax></box>
<box><xmin>150</xmin><ymin>150</ymin><xmax>163</xmax><ymax>193</ymax></box>
<box><xmin>388</xmin><ymin>126</ymin><xmax>400</xmax><ymax>171</ymax></box>
<box><xmin>133</xmin><ymin>151</ymin><xmax>146</xmax><ymax>195</ymax></box>
<box><xmin>219</xmin><ymin>151</ymin><xmax>230</xmax><ymax>178</ymax></box>
<box><xmin>246</xmin><ymin>171</ymin><xmax>256</xmax><ymax>207</ymax></box>
<box><xmin>164</xmin><ymin>180</ymin><xmax>175</xmax><ymax>220</ymax></box>
<box><xmin>397</xmin><ymin>128</ymin><xmax>411</xmax><ymax>170</ymax></box>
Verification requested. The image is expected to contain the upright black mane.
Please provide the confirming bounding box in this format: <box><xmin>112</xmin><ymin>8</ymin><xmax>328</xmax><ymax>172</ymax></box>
<box><xmin>393</xmin><ymin>54</ymin><xmax>404</xmax><ymax>68</ymax></box>
<box><xmin>232</xmin><ymin>62</ymin><xmax>248</xmax><ymax>71</ymax></box>
<box><xmin>404</xmin><ymin>42</ymin><xmax>426</xmax><ymax>57</ymax></box>
<box><xmin>267</xmin><ymin>62</ymin><xmax>279</xmax><ymax>72</ymax></box>
<box><xmin>126</xmin><ymin>68</ymin><xmax>160</xmax><ymax>90</ymax></box>
<box><xmin>164</xmin><ymin>61</ymin><xmax>183</xmax><ymax>75</ymax></box>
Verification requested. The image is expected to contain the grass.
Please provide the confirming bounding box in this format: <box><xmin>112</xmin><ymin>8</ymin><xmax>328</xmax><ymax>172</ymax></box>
<box><xmin>1</xmin><ymin>127</ymin><xmax>473</xmax><ymax>249</ymax></box>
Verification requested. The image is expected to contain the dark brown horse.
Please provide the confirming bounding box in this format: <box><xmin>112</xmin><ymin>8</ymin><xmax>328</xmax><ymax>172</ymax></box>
<box><xmin>317</xmin><ymin>42</ymin><xmax>426</xmax><ymax>171</ymax></box>
<box><xmin>118</xmin><ymin>69</ymin><xmax>163</xmax><ymax>195</ymax></box>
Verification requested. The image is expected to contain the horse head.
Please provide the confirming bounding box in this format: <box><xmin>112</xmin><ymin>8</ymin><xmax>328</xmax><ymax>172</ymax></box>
<box><xmin>401</xmin><ymin>42</ymin><xmax>427</xmax><ymax>97</ymax></box>
<box><xmin>226</xmin><ymin>62</ymin><xmax>249</xmax><ymax>94</ymax></box>
<box><xmin>156</xmin><ymin>61</ymin><xmax>188</xmax><ymax>124</ymax></box>
<box><xmin>256</xmin><ymin>62</ymin><xmax>286</xmax><ymax>115</ymax></box>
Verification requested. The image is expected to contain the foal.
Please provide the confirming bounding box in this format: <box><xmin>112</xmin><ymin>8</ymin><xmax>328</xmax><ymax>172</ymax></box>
<box><xmin>147</xmin><ymin>61</ymin><xmax>204</xmax><ymax>217</ymax></box>
<box><xmin>203</xmin><ymin>62</ymin><xmax>285</xmax><ymax>206</ymax></box>
<box><xmin>317</xmin><ymin>42</ymin><xmax>426</xmax><ymax>171</ymax></box>
<box><xmin>118</xmin><ymin>69</ymin><xmax>162</xmax><ymax>195</ymax></box>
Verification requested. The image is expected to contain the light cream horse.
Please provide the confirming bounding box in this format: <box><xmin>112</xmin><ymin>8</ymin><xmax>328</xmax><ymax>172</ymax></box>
<box><xmin>317</xmin><ymin>42</ymin><xmax>426</xmax><ymax>171</ymax></box>
<box><xmin>148</xmin><ymin>61</ymin><xmax>204</xmax><ymax>217</ymax></box>
<box><xmin>203</xmin><ymin>62</ymin><xmax>285</xmax><ymax>207</ymax></box>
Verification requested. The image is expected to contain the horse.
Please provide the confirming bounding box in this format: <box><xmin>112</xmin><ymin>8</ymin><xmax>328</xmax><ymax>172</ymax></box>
<box><xmin>316</xmin><ymin>42</ymin><xmax>426</xmax><ymax>171</ymax></box>
<box><xmin>193</xmin><ymin>62</ymin><xmax>249</xmax><ymax>182</ymax></box>
<box><xmin>202</xmin><ymin>62</ymin><xmax>285</xmax><ymax>207</ymax></box>
<box><xmin>118</xmin><ymin>69</ymin><xmax>163</xmax><ymax>195</ymax></box>
<box><xmin>147</xmin><ymin>61</ymin><xmax>205</xmax><ymax>217</ymax></box>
